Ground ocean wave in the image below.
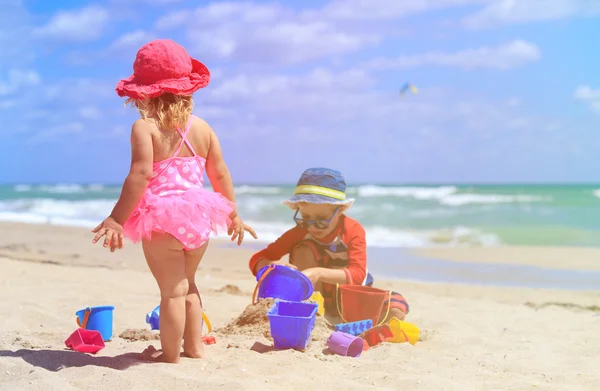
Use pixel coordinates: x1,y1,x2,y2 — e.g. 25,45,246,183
348,185,549,206
0,198,501,248
593,189,600,199
12,184,110,194
234,185,282,195
440,194,549,206
351,185,457,200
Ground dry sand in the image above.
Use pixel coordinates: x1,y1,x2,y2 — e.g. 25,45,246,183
0,222,598,391
415,246,600,271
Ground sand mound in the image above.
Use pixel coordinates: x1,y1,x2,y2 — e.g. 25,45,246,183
217,299,334,341
119,329,160,342
215,284,245,295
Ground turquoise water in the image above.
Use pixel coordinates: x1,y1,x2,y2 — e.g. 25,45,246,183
1,183,600,248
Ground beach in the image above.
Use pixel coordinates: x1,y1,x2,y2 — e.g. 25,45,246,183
0,221,598,391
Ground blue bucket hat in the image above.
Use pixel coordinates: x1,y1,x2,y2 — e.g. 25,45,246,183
283,167,354,210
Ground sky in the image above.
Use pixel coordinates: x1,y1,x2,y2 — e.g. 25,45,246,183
0,0,599,185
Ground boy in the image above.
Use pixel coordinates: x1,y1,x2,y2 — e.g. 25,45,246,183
248,167,409,322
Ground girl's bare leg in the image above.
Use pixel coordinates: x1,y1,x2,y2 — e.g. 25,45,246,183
182,240,209,358
141,233,188,363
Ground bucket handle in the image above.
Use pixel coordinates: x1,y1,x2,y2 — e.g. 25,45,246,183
202,312,212,333
76,307,92,329
335,284,392,327
251,264,276,304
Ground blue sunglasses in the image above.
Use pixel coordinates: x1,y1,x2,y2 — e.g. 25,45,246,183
293,207,340,230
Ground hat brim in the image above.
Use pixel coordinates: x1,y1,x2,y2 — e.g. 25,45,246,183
282,193,354,210
116,58,210,100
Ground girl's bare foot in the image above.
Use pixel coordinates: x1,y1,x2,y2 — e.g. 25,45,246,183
182,341,206,359
140,345,180,363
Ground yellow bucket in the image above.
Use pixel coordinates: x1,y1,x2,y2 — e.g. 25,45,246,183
387,317,419,345
309,292,325,316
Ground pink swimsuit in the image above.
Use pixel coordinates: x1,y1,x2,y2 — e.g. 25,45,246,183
123,118,234,250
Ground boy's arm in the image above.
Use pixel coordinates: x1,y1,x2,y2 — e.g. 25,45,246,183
340,222,367,285
249,226,305,275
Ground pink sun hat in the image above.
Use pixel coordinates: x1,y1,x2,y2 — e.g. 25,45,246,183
115,39,210,100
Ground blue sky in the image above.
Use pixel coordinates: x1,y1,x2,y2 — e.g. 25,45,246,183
1,0,599,185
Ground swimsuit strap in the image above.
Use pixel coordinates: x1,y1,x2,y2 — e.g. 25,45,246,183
173,116,197,157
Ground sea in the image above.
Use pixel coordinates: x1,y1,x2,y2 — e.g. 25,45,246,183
2,183,600,248
2,183,600,290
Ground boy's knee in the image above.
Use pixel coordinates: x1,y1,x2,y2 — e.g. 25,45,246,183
162,279,190,299
290,242,319,269
388,308,406,321
292,244,314,260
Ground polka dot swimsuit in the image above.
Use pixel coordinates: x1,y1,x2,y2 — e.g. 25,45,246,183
123,117,235,250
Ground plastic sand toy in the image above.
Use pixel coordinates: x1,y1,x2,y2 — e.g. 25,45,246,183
267,300,318,351
387,317,420,345
253,265,314,303
75,306,115,341
334,319,373,336
327,331,363,358
65,328,105,354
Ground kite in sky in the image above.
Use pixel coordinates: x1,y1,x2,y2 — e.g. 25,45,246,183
400,83,418,96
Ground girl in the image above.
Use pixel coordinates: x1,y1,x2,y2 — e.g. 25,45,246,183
91,39,257,363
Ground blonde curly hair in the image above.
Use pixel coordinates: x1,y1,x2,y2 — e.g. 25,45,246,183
125,93,194,131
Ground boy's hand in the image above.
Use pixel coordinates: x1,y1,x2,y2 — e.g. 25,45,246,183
228,216,258,246
301,267,322,286
92,216,124,252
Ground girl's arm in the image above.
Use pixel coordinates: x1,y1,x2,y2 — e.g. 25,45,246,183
204,121,257,244
204,123,237,218
109,120,154,225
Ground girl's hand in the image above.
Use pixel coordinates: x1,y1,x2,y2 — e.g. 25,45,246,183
228,216,258,246
92,216,124,252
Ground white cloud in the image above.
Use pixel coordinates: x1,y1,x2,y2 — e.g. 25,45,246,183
462,0,600,29
156,2,380,64
0,1,34,71
78,106,102,120
0,100,17,110
0,69,40,96
119,0,183,4
32,6,109,42
200,66,546,144
506,97,521,107
108,30,156,51
303,0,488,21
31,122,85,143
65,30,156,66
366,40,541,71
574,85,600,113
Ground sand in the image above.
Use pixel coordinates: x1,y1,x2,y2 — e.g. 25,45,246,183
415,246,600,271
0,221,599,391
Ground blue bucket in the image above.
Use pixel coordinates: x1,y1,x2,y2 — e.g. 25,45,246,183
267,300,318,351
76,306,115,341
146,305,160,330
256,265,314,302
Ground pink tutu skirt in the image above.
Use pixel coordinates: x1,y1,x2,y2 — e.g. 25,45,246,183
123,187,235,247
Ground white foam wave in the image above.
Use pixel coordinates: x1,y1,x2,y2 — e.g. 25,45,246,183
440,194,548,206
353,185,457,200
0,198,501,248
593,189,600,199
234,185,282,195
350,185,548,206
12,184,110,194
14,185,32,192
